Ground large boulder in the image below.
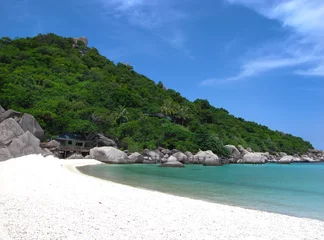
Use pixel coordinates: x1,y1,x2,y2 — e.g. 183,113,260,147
128,152,144,163
90,147,129,163
184,151,194,163
0,105,5,114
94,133,117,147
0,148,11,161
8,131,43,158
279,152,287,158
172,152,187,163
194,150,219,165
224,145,241,160
0,110,21,123
42,140,60,150
160,156,184,168
278,155,294,164
0,118,24,146
19,113,44,140
239,153,266,164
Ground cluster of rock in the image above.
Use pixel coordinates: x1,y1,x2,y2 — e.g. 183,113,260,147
0,106,52,161
224,145,324,164
88,146,223,168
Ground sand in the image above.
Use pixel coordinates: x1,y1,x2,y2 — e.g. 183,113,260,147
0,155,324,240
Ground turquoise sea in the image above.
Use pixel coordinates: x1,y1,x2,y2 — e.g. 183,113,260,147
78,163,324,221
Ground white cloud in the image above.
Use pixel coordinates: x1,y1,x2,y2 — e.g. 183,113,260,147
98,0,190,54
208,0,324,84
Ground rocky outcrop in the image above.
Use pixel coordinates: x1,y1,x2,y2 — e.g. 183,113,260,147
160,156,184,168
225,145,241,160
8,131,43,158
278,155,294,164
0,109,21,123
0,105,4,114
0,118,25,146
73,37,88,47
0,148,11,161
143,150,161,162
194,150,219,165
172,152,187,163
239,153,266,164
19,113,44,140
87,133,117,147
128,152,144,163
90,147,129,163
184,151,194,163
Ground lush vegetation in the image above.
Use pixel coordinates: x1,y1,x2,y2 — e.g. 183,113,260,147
0,34,313,155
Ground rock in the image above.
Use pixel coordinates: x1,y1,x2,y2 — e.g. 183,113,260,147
42,148,54,157
246,147,253,152
0,147,11,161
237,145,245,153
184,151,194,163
143,156,155,164
278,155,294,164
0,109,21,123
67,153,84,159
90,147,129,164
0,105,5,114
0,118,24,146
160,156,184,168
19,113,44,140
42,140,60,150
171,149,179,154
88,133,117,147
279,152,287,158
161,157,168,163
225,145,241,161
144,150,161,162
240,153,266,164
161,149,172,155
301,155,316,162
194,150,219,165
128,152,144,163
172,152,187,163
73,37,88,47
8,131,43,158
85,155,92,159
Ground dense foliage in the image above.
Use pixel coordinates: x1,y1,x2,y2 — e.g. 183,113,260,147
0,34,313,155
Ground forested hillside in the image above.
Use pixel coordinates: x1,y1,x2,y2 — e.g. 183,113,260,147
0,34,313,155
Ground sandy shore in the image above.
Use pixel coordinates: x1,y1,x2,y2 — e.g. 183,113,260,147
1,155,324,240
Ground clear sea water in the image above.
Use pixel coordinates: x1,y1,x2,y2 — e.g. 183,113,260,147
78,163,324,221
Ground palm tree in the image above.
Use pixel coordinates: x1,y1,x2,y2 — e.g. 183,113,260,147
178,106,190,125
112,106,129,125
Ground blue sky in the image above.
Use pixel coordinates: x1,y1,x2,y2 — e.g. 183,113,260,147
1,0,323,149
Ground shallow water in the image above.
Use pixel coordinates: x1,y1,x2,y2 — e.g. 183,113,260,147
78,162,324,221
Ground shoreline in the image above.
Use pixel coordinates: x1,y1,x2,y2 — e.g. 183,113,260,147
1,155,324,240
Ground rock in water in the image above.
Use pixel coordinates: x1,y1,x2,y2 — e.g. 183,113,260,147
172,152,188,163
0,118,24,146
240,153,266,164
19,113,44,140
160,156,184,168
278,155,294,164
90,147,129,163
0,148,11,161
0,110,21,124
128,152,144,163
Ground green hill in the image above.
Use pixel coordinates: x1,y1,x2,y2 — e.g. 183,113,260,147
0,34,313,155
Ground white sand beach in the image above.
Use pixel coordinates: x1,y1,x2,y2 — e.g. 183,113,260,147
0,155,324,240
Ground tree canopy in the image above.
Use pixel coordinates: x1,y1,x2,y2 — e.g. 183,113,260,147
0,34,313,155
